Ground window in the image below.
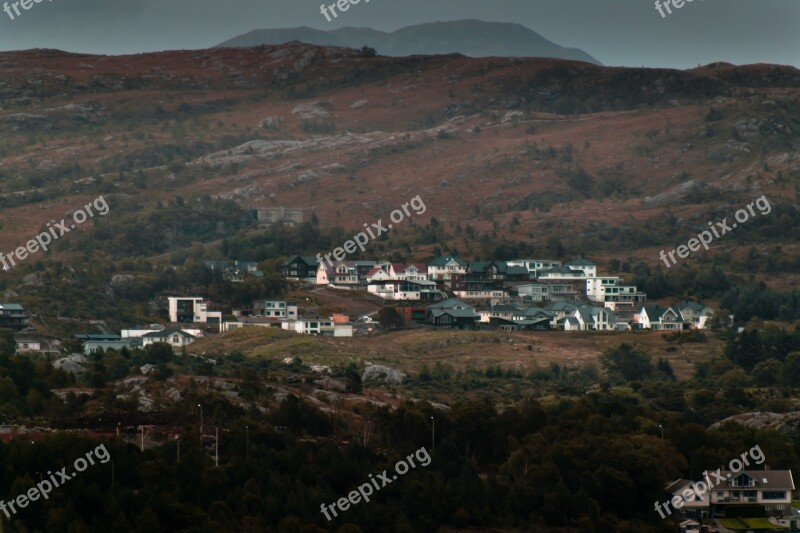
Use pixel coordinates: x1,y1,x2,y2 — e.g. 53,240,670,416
763,491,787,500
776,504,784,510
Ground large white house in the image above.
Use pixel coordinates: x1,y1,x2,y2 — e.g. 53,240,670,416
141,328,196,349
167,297,222,329
666,469,795,519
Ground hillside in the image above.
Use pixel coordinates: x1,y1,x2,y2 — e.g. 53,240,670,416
215,19,602,65
0,43,799,326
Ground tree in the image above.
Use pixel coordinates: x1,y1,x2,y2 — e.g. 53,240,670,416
359,45,377,58
600,344,653,381
377,307,404,330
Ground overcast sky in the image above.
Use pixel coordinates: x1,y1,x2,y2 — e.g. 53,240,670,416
0,0,796,69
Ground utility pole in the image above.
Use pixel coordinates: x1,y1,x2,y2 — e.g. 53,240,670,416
140,426,144,452
176,435,180,463
215,427,219,467
245,425,249,460
431,416,435,454
198,403,203,444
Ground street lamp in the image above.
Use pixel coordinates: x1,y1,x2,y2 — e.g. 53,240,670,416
245,425,249,460
140,425,144,452
658,424,664,440
176,434,180,463
430,416,435,454
197,403,203,443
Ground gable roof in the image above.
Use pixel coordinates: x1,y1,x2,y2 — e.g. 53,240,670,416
142,328,195,339
566,258,596,267
716,469,795,489
281,255,319,267
431,309,477,319
428,298,472,311
428,256,468,267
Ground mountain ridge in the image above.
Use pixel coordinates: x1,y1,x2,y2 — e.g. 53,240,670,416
215,19,602,65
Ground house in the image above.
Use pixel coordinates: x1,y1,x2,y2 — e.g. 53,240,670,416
666,469,795,519
281,318,352,337
478,304,522,323
506,259,561,278
205,260,263,282
636,306,682,330
565,258,597,278
253,300,298,319
280,255,319,282
0,303,29,331
674,301,714,329
586,277,647,322
167,297,223,330
317,261,381,289
537,265,589,281
255,206,304,227
82,339,140,354
427,256,469,282
571,306,616,331
15,334,56,355
368,279,444,301
141,328,196,349
426,298,478,329
515,282,578,302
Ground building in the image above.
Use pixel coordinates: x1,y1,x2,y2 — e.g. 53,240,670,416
0,303,29,331
565,258,597,278
427,256,469,282
636,306,682,330
280,255,319,282
586,276,647,322
255,206,304,227
425,298,478,329
506,259,561,278
368,279,444,301
515,282,578,302
167,297,222,328
281,318,353,336
317,261,381,289
674,301,714,329
253,300,298,319
205,260,263,282
141,328,196,349
665,468,795,519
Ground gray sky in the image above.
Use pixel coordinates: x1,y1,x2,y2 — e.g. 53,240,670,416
0,0,797,69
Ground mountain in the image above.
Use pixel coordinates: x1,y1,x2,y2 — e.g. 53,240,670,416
215,19,601,65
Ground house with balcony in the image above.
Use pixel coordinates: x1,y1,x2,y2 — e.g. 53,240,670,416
167,297,223,331
368,279,444,301
674,301,714,329
565,258,597,278
427,256,469,282
635,306,682,330
253,300,298,319
665,468,795,519
506,259,561,278
515,282,578,302
425,298,478,329
0,303,30,331
586,277,647,322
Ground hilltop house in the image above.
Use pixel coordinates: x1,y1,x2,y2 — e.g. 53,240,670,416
586,276,647,322
515,282,578,302
253,300,298,319
506,259,561,278
0,303,29,331
317,260,382,289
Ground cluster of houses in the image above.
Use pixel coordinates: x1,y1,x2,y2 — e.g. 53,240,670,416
280,255,714,332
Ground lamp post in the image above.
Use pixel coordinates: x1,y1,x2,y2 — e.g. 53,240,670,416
430,416,435,454
215,427,219,467
176,434,180,463
140,425,144,452
245,425,249,460
658,424,664,441
197,403,203,443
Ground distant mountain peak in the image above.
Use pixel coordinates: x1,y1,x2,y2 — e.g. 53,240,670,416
216,19,601,65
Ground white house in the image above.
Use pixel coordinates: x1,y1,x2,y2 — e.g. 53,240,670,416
427,256,469,281
141,328,196,349
167,297,222,329
253,300,298,319
281,318,353,337
674,301,714,329
565,258,597,278
636,306,682,330
368,279,444,301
